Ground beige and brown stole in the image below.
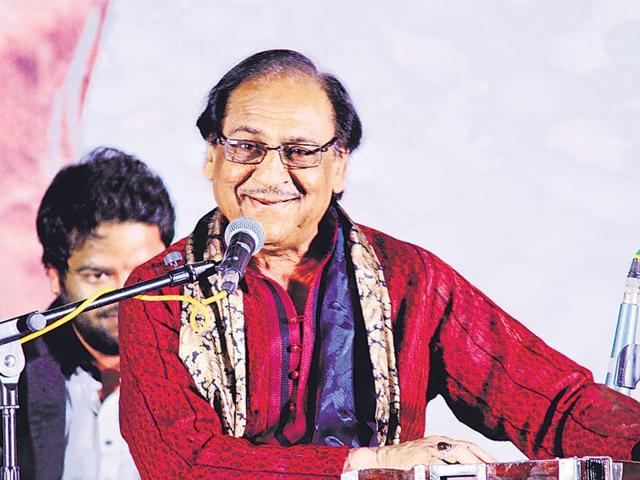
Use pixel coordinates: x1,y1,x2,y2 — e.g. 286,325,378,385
178,207,401,445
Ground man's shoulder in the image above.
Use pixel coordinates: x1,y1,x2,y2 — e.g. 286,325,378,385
24,322,86,378
355,223,457,280
357,223,429,262
128,236,189,282
23,335,53,362
24,305,73,366
23,338,64,374
21,336,67,404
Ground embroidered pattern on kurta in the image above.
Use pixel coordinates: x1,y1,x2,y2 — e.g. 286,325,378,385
177,207,401,444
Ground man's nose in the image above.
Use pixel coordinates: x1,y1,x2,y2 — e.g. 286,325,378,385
251,149,291,185
114,269,134,290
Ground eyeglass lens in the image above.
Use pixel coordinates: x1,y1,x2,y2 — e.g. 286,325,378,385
224,141,324,167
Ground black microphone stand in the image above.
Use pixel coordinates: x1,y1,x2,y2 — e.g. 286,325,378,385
0,258,216,480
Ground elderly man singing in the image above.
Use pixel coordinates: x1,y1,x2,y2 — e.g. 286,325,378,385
119,49,640,479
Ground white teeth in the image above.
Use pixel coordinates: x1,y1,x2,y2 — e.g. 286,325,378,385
249,197,297,205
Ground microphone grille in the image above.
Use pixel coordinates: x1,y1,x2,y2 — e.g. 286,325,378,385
224,217,266,253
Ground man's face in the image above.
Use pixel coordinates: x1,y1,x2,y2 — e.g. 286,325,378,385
46,221,165,356
203,74,348,252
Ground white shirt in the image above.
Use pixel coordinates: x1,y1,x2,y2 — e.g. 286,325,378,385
62,367,140,480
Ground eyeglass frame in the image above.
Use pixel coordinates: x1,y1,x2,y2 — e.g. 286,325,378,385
212,134,339,169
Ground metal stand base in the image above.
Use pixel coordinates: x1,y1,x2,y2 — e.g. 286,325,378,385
0,327,26,480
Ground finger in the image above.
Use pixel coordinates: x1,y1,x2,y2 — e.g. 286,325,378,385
422,437,496,464
439,439,496,464
444,444,487,465
394,455,446,470
464,442,497,463
426,434,454,445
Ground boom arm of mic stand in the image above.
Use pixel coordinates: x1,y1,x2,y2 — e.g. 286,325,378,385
0,259,216,479
0,260,217,346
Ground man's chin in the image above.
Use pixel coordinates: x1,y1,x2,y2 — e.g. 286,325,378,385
73,321,119,356
260,224,306,252
241,213,300,242
82,336,119,356
85,336,119,356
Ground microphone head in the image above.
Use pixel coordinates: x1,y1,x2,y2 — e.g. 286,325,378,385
224,217,266,254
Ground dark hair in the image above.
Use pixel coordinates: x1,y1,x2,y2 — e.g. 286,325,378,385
36,147,176,274
196,49,362,153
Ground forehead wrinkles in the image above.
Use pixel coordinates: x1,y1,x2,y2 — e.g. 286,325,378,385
223,75,335,140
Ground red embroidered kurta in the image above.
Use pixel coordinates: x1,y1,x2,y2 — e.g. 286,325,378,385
119,225,640,479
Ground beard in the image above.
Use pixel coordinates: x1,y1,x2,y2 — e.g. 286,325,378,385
60,291,120,355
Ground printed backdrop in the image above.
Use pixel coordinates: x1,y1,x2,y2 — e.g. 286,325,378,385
1,0,639,460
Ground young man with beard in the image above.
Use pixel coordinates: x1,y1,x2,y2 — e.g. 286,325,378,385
18,147,175,480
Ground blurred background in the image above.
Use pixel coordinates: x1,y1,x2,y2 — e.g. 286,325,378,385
1,0,639,461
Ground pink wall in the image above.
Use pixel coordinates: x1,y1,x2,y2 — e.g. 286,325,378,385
0,0,109,318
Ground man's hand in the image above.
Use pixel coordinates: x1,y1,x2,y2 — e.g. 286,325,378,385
344,435,497,472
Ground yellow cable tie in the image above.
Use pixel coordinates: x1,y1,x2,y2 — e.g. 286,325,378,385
136,294,211,332
190,291,228,332
20,287,116,344
138,292,228,333
20,289,230,344
203,291,228,305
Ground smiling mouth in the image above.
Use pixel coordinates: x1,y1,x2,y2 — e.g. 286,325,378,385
245,196,299,206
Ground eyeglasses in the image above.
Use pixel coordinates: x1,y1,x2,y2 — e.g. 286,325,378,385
214,134,338,169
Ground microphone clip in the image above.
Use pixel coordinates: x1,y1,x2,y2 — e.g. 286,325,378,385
615,344,640,390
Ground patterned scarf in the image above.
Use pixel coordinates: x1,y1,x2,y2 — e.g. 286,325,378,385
178,206,401,445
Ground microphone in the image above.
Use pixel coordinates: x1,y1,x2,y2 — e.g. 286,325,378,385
220,217,265,293
605,250,640,394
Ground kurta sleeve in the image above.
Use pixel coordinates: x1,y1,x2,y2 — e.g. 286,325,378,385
422,250,640,460
118,259,349,480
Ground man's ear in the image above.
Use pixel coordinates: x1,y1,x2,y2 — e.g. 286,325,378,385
203,143,217,181
332,150,349,195
45,266,62,297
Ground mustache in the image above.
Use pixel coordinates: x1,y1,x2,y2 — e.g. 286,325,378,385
96,305,119,319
